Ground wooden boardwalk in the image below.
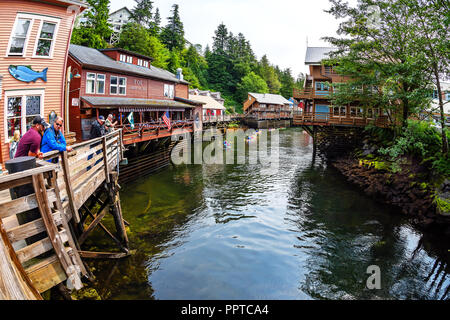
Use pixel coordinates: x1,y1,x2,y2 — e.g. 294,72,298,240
0,130,125,299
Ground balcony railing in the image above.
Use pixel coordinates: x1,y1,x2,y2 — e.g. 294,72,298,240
117,119,194,144
293,88,332,99
293,111,389,127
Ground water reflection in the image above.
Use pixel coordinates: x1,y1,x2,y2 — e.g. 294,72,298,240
86,128,449,300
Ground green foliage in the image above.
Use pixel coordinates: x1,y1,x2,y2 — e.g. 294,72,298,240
160,4,185,51
117,23,169,68
236,72,269,103
324,0,434,128
378,120,450,174
71,0,112,49
130,0,160,36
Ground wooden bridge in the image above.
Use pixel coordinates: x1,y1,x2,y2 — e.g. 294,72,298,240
0,130,128,300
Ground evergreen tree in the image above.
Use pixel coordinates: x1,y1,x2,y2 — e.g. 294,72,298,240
160,4,185,51
153,8,161,35
131,0,153,28
71,0,112,49
279,68,295,99
212,23,229,54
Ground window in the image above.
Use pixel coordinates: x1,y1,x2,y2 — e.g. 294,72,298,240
96,74,105,94
143,61,149,68
34,22,57,57
118,77,126,95
324,65,335,74
315,82,329,92
5,90,43,142
126,56,132,63
367,108,378,119
120,54,126,62
333,106,346,117
432,90,438,99
137,59,143,66
8,18,32,55
110,76,118,94
350,107,363,118
446,92,450,101
86,73,96,94
164,84,174,98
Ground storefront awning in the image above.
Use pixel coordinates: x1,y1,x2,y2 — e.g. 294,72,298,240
80,96,194,111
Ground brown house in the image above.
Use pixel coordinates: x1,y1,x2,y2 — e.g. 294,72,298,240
243,92,292,120
67,45,203,144
293,47,389,126
0,0,87,163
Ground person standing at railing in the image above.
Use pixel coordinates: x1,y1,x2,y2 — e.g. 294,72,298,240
41,117,73,162
14,116,48,159
105,114,117,133
90,115,106,139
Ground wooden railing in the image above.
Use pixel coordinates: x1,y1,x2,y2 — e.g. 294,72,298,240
117,120,194,144
293,111,390,127
0,130,124,298
293,88,332,99
202,114,232,123
42,130,123,219
245,112,293,120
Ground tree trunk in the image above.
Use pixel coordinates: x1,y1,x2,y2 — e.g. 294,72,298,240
433,68,448,156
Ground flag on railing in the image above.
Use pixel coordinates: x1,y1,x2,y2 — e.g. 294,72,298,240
162,110,171,130
127,112,134,129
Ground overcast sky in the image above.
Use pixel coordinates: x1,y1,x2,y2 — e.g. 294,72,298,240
109,0,346,77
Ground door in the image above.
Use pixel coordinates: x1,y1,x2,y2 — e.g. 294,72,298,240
315,105,329,121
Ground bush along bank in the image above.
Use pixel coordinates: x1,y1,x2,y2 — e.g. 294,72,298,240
331,120,450,234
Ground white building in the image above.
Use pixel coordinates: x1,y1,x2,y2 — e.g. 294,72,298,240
108,7,132,44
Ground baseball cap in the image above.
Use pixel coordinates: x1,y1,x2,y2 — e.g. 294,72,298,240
98,115,105,121
33,115,49,128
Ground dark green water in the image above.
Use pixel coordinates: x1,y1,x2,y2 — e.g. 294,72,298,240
87,128,449,300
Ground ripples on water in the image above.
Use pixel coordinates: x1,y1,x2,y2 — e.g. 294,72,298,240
87,128,450,300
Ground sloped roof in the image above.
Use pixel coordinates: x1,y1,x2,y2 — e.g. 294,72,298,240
80,96,194,109
69,44,188,84
58,0,88,7
109,6,131,16
248,93,291,105
188,94,226,110
305,47,337,65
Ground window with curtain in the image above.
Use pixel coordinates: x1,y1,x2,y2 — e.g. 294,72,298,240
35,22,56,57
6,94,42,141
86,73,96,94
96,74,105,94
9,18,31,55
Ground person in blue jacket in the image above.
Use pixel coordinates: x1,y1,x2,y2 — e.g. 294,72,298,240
41,116,73,159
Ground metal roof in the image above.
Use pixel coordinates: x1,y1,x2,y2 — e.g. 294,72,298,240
80,96,194,109
100,48,154,62
188,94,226,110
305,47,337,65
69,44,189,84
248,93,291,105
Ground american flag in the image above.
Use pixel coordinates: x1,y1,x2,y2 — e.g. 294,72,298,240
162,110,171,130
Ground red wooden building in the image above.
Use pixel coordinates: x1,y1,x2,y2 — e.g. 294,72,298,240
0,0,87,163
67,45,203,145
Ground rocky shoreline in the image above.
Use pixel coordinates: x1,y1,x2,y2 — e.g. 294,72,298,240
332,157,450,235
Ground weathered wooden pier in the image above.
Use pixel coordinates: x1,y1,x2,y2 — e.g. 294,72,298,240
0,130,128,300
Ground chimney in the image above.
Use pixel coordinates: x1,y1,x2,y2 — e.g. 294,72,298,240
176,68,183,81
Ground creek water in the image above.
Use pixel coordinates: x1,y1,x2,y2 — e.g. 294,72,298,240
86,128,449,300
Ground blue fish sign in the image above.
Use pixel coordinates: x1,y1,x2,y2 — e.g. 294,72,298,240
8,65,48,83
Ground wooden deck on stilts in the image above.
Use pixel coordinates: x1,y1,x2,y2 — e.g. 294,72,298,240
0,130,128,299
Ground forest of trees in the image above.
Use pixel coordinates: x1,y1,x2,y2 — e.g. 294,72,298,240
71,0,305,113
